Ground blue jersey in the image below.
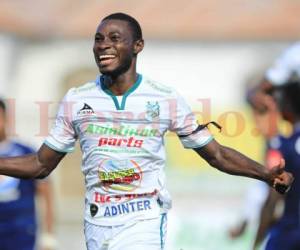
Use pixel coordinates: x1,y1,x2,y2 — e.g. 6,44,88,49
266,128,300,250
0,141,36,225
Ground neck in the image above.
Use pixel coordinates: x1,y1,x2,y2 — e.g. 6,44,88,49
103,64,138,96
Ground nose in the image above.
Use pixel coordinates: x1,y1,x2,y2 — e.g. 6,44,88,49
94,38,112,51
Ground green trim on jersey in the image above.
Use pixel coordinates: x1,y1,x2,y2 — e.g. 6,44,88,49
100,74,142,110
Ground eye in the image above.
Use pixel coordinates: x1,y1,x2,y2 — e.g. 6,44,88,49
94,34,104,42
110,34,121,42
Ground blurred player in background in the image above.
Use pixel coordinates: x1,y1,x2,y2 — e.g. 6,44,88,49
0,99,56,250
229,75,283,248
249,42,300,112
241,42,300,249
246,42,300,249
253,80,300,250
0,13,293,250
229,91,281,240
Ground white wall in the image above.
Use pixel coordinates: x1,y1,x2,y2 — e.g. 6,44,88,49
0,35,18,94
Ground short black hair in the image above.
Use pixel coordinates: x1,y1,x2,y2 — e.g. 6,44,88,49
0,99,6,113
102,13,143,41
275,80,300,116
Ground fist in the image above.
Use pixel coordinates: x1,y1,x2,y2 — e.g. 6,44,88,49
269,158,294,194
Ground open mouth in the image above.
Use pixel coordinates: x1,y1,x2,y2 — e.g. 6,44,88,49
98,55,117,66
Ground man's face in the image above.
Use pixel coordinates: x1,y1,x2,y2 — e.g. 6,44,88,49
93,19,142,76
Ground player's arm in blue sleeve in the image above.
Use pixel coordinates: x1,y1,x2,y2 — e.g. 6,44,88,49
0,143,66,179
193,139,293,194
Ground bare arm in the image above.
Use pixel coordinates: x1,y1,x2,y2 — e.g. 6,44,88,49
0,144,66,179
253,188,282,250
36,179,58,249
36,180,54,233
194,139,293,193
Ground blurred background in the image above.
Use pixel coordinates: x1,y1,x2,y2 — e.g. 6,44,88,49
0,0,299,249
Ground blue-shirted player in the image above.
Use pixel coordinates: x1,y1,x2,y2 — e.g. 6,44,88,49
253,80,300,250
0,99,55,250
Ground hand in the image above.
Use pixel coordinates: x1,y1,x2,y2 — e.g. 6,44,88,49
268,158,294,194
228,220,247,239
40,233,58,250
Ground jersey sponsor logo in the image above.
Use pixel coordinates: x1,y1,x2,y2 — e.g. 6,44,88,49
98,159,142,192
86,124,159,137
77,103,94,116
94,147,148,155
99,168,141,185
146,101,160,120
102,199,152,217
93,189,158,203
98,136,143,148
90,203,98,217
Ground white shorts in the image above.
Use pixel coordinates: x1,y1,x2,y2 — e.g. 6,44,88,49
84,213,167,250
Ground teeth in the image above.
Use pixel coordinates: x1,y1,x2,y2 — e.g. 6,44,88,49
99,55,116,60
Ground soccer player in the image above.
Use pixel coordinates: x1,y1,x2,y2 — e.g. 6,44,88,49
229,102,280,240
229,82,282,243
0,13,293,250
0,99,55,250
253,80,300,250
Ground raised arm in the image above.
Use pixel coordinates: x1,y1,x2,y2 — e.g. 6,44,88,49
0,143,66,179
194,139,293,194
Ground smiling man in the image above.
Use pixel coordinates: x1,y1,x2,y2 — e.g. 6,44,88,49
0,13,294,250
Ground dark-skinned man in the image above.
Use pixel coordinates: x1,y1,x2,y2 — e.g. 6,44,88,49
0,13,293,250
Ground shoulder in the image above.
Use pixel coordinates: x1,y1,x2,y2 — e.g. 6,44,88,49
268,136,285,150
64,80,98,100
141,76,191,110
291,130,300,154
142,75,176,97
270,131,300,154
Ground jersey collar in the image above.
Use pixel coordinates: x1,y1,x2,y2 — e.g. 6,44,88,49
97,74,142,110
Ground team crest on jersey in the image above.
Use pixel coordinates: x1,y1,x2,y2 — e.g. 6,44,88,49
77,103,94,116
145,101,160,120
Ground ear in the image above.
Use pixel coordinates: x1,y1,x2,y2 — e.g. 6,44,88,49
133,39,144,55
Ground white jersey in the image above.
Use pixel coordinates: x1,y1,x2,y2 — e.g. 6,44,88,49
266,42,300,86
45,74,213,225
